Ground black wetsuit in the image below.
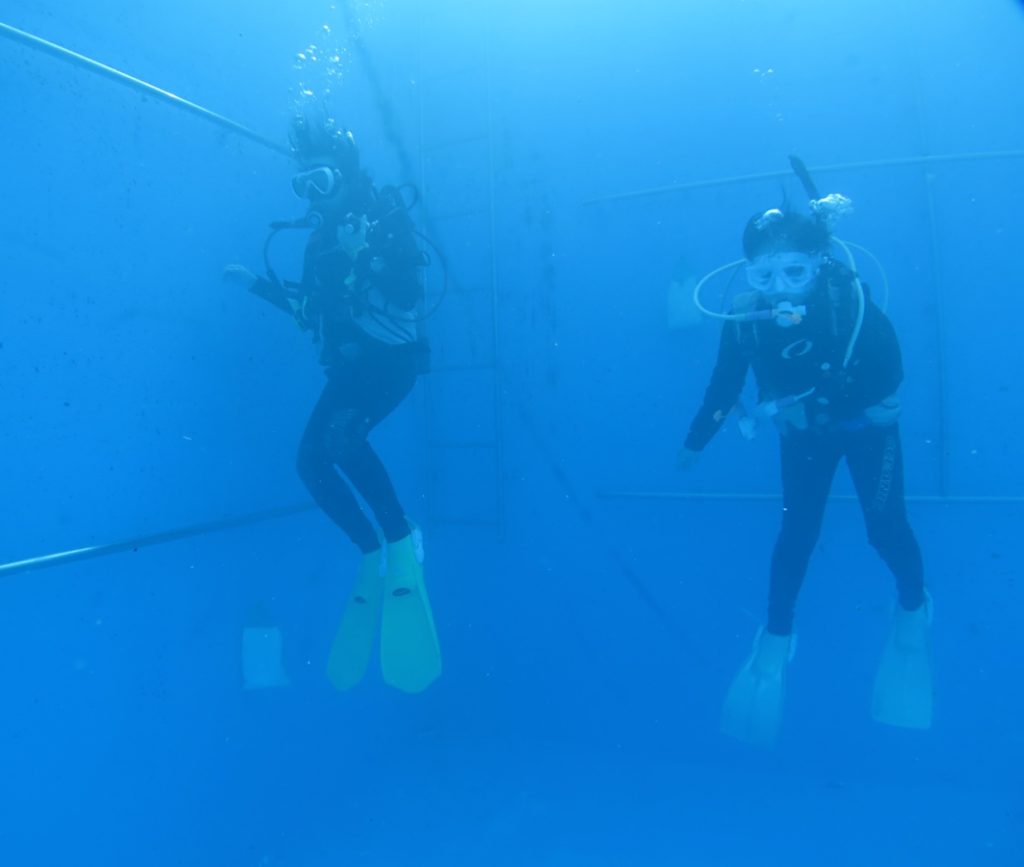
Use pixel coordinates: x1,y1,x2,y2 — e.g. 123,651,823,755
251,185,425,554
684,263,926,635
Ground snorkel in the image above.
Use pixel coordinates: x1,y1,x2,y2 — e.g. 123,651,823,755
794,157,864,369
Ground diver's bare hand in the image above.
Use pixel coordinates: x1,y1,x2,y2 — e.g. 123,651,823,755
223,264,257,289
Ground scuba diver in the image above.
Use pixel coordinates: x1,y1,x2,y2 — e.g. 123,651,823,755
224,112,441,694
678,161,932,745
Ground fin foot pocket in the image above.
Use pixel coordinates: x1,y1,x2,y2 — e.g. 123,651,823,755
872,593,933,729
721,629,793,747
327,549,385,691
380,524,442,693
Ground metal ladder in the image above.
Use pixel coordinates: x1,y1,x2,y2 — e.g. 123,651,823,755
415,26,505,538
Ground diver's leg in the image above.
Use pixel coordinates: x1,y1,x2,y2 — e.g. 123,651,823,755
845,424,925,610
721,431,842,745
846,424,932,728
331,347,418,543
333,438,410,543
331,348,439,692
296,379,380,553
766,431,844,635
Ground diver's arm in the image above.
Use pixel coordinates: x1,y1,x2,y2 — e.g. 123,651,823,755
356,191,424,312
366,252,422,311
861,304,904,403
247,232,327,319
224,263,293,315
248,275,295,314
834,301,904,414
683,322,750,451
375,219,424,312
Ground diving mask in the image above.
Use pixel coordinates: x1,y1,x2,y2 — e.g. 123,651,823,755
745,252,820,296
291,165,341,199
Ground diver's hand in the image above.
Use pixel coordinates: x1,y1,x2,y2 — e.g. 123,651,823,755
677,446,700,470
337,215,370,256
864,394,901,427
223,264,258,290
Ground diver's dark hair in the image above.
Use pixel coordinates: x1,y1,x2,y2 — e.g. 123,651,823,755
288,107,360,176
742,210,830,260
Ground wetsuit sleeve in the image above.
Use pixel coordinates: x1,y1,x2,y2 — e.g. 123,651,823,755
830,301,904,414
249,234,323,318
354,240,422,311
357,191,424,312
248,276,293,314
684,322,750,451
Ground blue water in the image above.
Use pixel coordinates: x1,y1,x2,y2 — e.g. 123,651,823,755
1,1,1022,864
